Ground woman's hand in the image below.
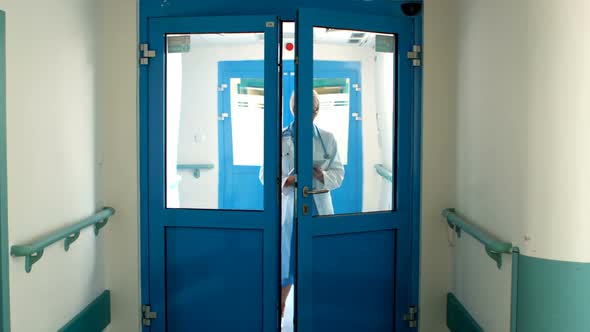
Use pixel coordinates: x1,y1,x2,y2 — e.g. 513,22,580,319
313,165,325,183
284,175,296,188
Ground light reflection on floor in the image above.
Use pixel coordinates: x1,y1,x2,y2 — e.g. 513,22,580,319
283,286,294,332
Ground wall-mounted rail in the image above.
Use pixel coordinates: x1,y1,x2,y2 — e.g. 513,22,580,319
10,207,115,273
442,208,513,269
374,164,393,183
177,164,214,179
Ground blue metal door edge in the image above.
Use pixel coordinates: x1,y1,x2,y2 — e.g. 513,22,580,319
446,293,484,332
410,15,423,321
58,290,111,332
0,10,10,332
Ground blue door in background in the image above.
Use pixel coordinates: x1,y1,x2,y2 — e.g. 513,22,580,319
218,61,266,210
220,60,363,214
146,16,280,332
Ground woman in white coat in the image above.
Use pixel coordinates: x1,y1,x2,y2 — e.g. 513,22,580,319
261,91,344,319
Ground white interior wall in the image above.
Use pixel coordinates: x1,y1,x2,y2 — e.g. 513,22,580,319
0,0,105,331
420,1,456,331
177,42,264,208
453,1,590,331
100,0,140,331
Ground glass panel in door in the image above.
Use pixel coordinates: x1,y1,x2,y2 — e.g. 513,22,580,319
166,32,266,211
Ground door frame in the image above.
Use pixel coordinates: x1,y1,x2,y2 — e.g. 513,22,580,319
139,5,423,331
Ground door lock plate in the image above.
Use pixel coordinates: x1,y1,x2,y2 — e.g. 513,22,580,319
302,204,309,215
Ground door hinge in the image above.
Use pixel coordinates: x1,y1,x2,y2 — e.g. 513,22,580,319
407,45,422,67
140,44,156,65
403,306,418,328
142,305,158,326
218,112,229,121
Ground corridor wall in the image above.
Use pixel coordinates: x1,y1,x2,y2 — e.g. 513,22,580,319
0,1,105,331
100,0,141,331
452,0,590,331
420,1,456,330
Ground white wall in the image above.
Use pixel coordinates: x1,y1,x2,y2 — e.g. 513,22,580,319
1,1,104,331
420,1,456,331
452,0,590,331
100,0,141,331
177,42,265,208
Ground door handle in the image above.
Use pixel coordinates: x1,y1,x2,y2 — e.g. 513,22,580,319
302,186,329,198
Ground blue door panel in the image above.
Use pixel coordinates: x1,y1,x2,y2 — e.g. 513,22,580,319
147,15,280,332
296,9,414,332
312,231,396,331
166,227,263,331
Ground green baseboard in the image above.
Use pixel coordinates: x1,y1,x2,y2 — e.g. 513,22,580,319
59,290,111,332
447,293,484,332
517,255,590,332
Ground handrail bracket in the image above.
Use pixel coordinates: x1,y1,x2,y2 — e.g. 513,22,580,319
485,247,503,269
25,250,44,273
64,232,80,251
94,218,110,236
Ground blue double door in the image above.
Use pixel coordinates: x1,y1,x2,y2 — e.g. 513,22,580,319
218,60,363,214
145,11,417,332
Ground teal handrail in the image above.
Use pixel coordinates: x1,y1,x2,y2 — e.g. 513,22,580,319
10,207,115,273
177,164,214,178
442,208,513,269
374,164,393,182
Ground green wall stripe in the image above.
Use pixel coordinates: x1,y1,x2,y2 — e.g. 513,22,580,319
58,290,111,332
510,249,519,332
517,255,590,332
447,293,483,332
0,10,9,332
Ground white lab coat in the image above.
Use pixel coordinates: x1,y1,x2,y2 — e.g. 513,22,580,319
260,125,344,285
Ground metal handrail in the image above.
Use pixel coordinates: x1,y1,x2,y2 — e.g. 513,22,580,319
10,207,115,273
177,163,214,178
442,208,513,269
374,164,393,182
